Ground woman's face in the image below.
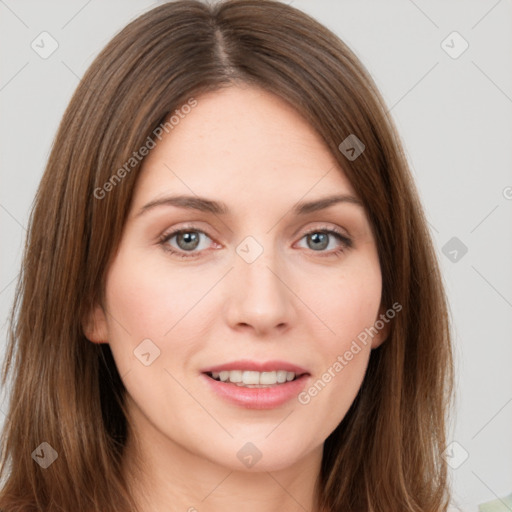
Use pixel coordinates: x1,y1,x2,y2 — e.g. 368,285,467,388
86,85,389,472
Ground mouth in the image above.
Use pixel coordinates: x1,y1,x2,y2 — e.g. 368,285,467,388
200,361,311,409
204,369,307,388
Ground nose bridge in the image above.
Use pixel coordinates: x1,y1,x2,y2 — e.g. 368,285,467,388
225,232,295,333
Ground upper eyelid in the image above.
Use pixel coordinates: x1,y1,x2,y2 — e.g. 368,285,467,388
159,222,350,238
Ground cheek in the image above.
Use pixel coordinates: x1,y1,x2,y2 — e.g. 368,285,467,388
106,240,217,327
303,255,382,343
102,248,214,375
295,258,381,424
101,251,214,429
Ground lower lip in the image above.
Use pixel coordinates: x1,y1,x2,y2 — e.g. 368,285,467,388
201,373,310,409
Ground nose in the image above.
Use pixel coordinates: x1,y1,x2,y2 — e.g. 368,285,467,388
223,242,297,336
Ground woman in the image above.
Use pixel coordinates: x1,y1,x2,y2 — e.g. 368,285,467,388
0,1,454,511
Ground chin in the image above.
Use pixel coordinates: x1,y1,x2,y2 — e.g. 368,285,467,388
199,437,313,473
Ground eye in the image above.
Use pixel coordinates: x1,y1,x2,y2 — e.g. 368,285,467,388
158,224,353,259
159,226,216,259
296,227,353,257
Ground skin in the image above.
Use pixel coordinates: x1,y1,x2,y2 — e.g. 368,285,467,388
84,84,389,512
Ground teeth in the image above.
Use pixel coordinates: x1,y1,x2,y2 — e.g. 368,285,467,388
228,370,242,383
276,370,287,383
209,370,298,385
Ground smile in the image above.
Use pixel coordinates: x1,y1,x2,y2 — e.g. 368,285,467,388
206,370,301,387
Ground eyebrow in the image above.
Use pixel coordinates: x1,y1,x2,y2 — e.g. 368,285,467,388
137,193,363,217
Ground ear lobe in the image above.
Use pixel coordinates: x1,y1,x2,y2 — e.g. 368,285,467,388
82,304,109,344
371,304,391,349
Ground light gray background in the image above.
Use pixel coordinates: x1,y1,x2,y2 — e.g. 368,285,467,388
1,1,511,511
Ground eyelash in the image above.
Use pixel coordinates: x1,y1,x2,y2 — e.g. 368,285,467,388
158,224,353,260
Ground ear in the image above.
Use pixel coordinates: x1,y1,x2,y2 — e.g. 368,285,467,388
82,304,109,344
371,304,391,349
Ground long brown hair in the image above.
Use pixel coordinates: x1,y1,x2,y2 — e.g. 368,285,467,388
0,1,455,510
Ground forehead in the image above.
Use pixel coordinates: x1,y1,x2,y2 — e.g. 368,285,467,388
134,85,359,207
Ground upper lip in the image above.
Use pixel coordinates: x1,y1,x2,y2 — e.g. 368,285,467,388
201,359,310,375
